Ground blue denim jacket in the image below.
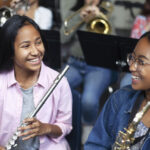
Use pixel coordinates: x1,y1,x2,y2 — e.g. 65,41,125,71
84,85,150,150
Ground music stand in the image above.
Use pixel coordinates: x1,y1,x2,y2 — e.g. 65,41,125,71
42,30,61,69
77,31,138,72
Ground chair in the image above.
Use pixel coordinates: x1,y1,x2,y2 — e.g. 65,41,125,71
41,29,61,70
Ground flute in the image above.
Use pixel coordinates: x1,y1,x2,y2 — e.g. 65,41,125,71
5,65,70,150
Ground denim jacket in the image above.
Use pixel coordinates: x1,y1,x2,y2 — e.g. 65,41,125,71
84,85,150,150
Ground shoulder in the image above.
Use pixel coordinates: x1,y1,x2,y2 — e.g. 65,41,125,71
109,85,141,111
0,71,9,90
134,15,147,22
112,85,139,102
42,64,69,87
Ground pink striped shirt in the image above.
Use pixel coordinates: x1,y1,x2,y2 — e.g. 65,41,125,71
0,62,72,150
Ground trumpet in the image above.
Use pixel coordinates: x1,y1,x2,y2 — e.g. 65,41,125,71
64,1,113,35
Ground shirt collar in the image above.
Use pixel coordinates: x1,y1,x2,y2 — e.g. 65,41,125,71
7,62,48,88
7,69,17,87
125,90,144,114
36,62,48,88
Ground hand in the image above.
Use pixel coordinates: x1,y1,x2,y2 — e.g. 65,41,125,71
10,0,26,15
0,146,5,150
18,118,51,140
10,0,21,9
80,5,100,22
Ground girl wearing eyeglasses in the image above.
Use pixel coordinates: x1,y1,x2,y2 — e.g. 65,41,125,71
84,31,150,150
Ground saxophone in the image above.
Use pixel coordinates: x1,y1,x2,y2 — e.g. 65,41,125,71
112,101,150,150
5,65,70,150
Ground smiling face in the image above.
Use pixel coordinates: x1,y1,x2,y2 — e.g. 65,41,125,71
14,24,45,74
129,37,150,91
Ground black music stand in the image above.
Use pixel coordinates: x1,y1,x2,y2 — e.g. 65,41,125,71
77,31,138,72
42,30,61,70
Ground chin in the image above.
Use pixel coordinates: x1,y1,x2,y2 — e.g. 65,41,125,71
27,64,41,72
131,84,147,91
131,84,141,90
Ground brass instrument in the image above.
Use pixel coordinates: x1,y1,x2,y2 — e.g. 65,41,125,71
0,0,29,27
64,1,113,35
5,65,70,150
0,6,13,27
112,101,150,150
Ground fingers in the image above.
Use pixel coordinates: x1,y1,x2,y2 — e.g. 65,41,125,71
0,146,5,150
10,0,21,8
80,5,100,22
18,118,41,140
20,128,38,140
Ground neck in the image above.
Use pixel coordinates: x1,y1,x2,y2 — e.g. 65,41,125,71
15,69,40,89
145,90,150,101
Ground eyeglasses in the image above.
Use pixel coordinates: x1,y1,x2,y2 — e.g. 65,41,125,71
127,53,150,70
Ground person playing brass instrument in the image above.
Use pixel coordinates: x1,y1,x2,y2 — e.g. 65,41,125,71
84,31,150,150
0,15,72,150
9,0,53,30
60,0,118,145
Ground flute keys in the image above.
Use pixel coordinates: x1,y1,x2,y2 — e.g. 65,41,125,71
5,144,11,150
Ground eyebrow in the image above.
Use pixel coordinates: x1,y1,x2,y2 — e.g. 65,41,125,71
18,37,41,46
133,52,149,60
18,41,29,46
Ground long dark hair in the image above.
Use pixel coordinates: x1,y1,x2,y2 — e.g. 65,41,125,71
141,0,150,16
0,15,48,72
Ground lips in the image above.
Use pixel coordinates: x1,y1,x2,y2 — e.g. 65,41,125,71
28,57,41,65
131,74,141,84
29,58,40,62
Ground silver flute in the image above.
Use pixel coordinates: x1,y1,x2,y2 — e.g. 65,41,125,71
5,65,70,150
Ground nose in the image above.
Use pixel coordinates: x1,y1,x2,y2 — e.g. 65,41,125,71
30,44,38,55
129,61,138,72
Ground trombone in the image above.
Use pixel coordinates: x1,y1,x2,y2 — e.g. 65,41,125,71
64,1,113,36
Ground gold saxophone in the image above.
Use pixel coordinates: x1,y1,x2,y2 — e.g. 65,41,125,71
112,101,150,150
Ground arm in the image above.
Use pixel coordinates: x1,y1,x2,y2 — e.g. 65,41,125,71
0,146,5,150
50,77,73,142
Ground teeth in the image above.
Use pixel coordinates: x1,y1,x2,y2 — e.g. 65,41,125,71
132,75,140,79
29,58,39,62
